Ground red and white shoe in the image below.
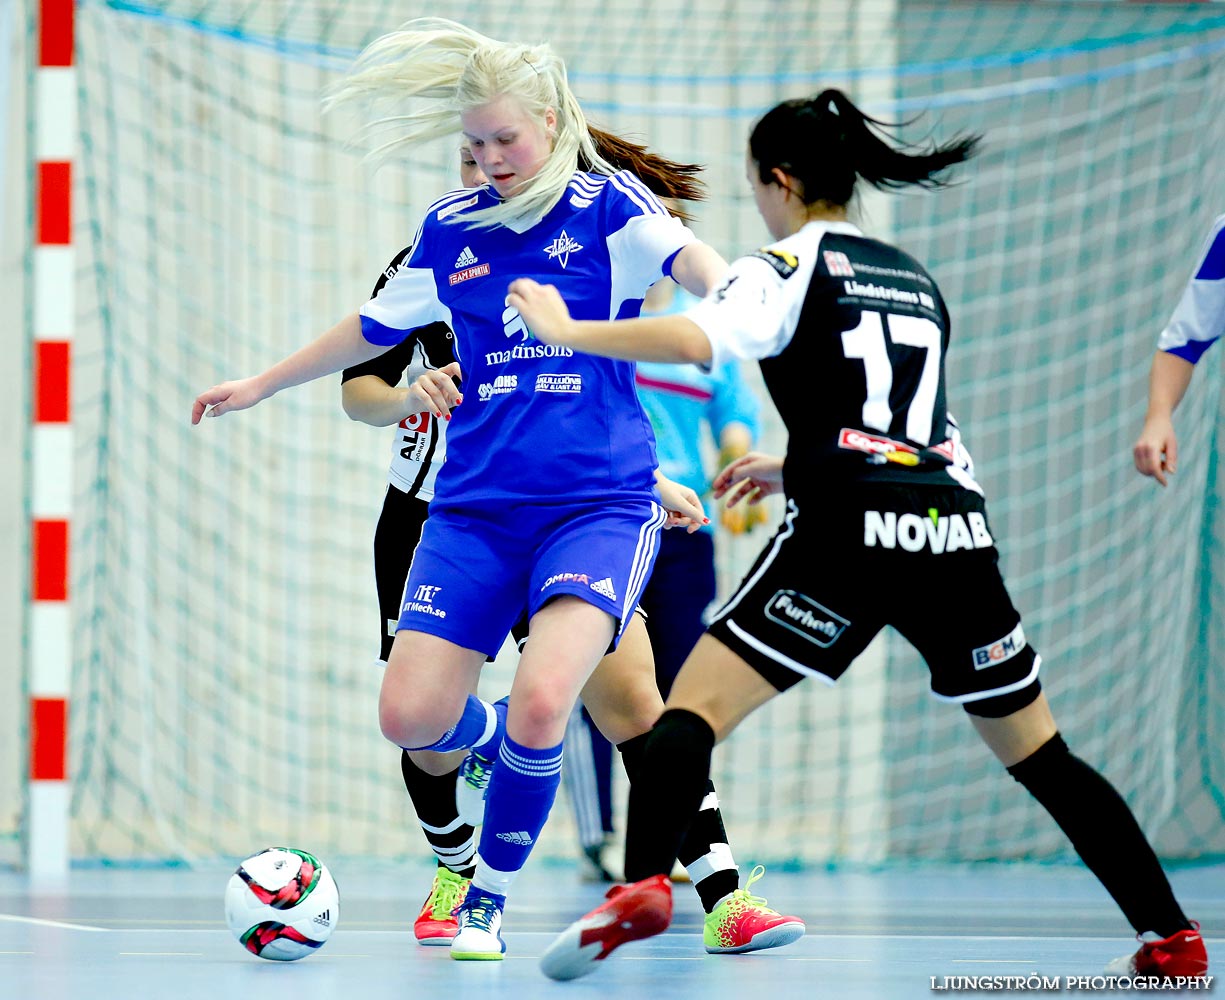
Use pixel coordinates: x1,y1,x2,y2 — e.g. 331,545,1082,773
1105,923,1208,979
413,867,470,946
540,874,673,981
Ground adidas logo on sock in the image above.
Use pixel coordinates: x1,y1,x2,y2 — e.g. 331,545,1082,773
495,830,533,846
313,909,331,926
590,577,618,601
454,246,478,269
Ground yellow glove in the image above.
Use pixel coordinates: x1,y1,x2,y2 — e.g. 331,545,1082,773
719,491,770,534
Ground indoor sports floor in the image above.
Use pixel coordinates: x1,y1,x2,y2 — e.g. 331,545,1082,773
3,860,1222,999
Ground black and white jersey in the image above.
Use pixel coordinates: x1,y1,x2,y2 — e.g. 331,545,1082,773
341,246,458,501
686,220,975,495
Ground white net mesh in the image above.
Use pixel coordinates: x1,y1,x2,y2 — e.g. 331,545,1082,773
56,0,1225,865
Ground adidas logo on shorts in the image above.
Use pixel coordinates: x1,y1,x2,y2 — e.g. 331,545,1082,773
495,830,533,846
454,246,478,269
590,577,618,601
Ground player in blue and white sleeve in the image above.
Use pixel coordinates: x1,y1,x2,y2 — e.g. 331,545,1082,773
1134,213,1225,486
343,150,799,954
191,17,798,963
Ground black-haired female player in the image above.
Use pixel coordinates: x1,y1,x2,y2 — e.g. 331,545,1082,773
510,88,1208,982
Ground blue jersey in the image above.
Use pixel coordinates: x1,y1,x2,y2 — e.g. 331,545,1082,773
359,171,696,506
1156,213,1225,365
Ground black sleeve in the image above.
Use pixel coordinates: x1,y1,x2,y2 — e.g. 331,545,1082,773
341,246,416,386
341,336,416,386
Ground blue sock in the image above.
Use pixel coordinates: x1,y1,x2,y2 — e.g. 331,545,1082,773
402,694,503,754
472,735,563,897
474,695,509,760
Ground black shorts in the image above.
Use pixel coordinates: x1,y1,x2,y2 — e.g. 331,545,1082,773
373,485,430,662
706,484,1040,712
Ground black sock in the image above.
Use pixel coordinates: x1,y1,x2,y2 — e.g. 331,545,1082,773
1007,734,1192,938
399,751,476,879
619,731,738,912
621,710,717,894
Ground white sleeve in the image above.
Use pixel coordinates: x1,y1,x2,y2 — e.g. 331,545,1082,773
682,253,803,368
605,173,697,315
359,247,450,346
1155,215,1225,365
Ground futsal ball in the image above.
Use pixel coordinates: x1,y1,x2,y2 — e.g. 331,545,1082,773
224,847,339,961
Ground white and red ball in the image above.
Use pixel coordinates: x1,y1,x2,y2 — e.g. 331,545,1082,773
224,847,339,961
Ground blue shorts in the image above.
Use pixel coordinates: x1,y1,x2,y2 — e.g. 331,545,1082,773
397,497,666,658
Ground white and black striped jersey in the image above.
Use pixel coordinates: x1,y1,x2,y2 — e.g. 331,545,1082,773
685,220,974,495
341,246,457,501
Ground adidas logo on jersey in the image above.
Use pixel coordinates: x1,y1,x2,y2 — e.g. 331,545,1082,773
454,246,478,269
495,830,533,846
590,577,618,601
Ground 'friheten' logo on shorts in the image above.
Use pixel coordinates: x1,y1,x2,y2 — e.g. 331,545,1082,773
764,590,848,648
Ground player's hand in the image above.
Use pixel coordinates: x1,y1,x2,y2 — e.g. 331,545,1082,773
1133,414,1177,487
407,362,464,420
506,279,575,346
713,451,785,508
655,474,710,534
192,376,271,424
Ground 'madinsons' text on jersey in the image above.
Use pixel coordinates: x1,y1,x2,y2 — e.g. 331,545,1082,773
684,220,966,492
357,172,696,505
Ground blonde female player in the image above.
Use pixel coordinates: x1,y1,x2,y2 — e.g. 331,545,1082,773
345,150,799,952
510,89,1208,982
193,18,801,961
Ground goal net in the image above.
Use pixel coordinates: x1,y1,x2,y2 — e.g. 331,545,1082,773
43,0,1225,865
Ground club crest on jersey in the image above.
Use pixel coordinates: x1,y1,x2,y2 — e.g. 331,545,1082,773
543,230,584,268
765,590,848,647
750,248,799,278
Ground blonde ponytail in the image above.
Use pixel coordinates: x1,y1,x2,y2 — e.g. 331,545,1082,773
327,17,615,230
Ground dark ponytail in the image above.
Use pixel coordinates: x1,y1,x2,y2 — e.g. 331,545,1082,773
749,88,980,206
583,125,705,221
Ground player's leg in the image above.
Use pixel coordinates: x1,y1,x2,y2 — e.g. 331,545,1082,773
639,527,716,699
379,507,517,755
971,693,1206,978
451,595,615,960
541,637,787,981
580,611,799,940
371,487,475,944
543,500,867,979
451,499,665,960
892,485,1205,979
